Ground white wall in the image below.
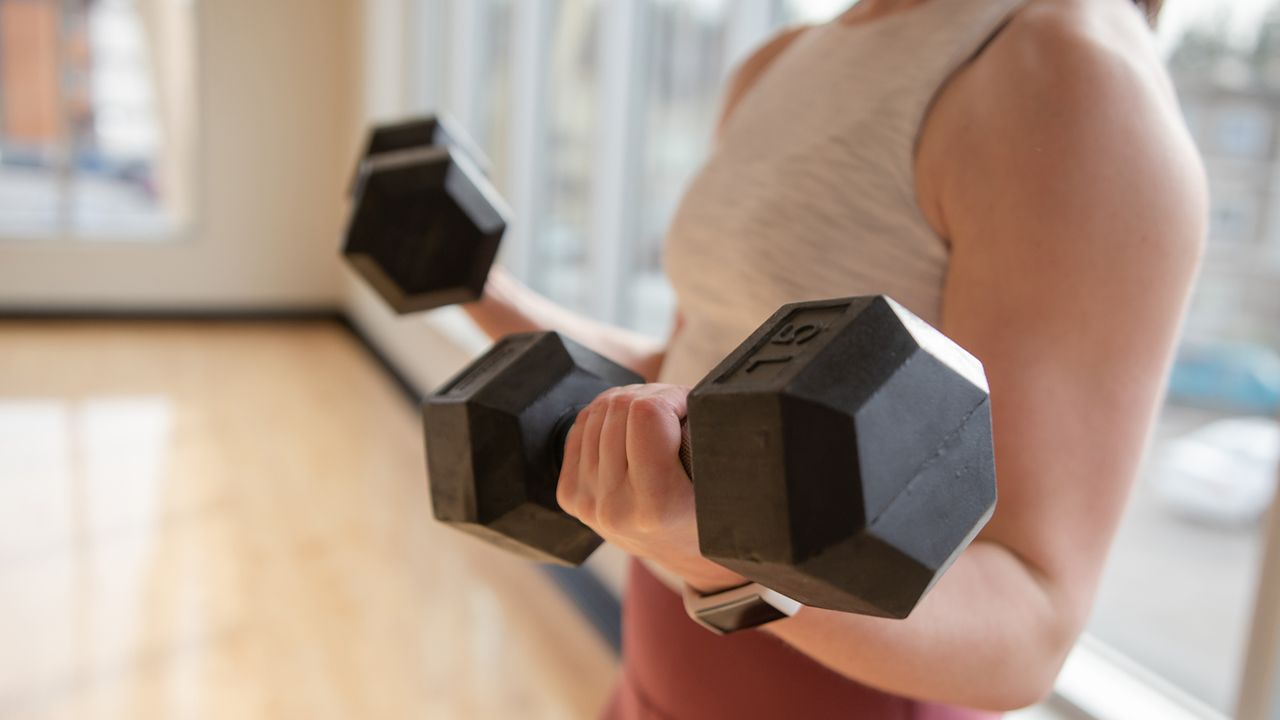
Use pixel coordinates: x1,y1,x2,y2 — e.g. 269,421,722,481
0,0,361,310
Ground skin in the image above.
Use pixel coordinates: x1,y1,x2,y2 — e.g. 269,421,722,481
464,0,1205,710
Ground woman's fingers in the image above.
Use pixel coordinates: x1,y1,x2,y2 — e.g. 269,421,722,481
556,406,588,515
559,384,695,536
597,390,633,491
625,385,690,477
577,395,608,484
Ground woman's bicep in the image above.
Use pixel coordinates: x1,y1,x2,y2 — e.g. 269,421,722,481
935,9,1206,628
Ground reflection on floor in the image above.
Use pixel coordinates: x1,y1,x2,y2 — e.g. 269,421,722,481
0,321,616,720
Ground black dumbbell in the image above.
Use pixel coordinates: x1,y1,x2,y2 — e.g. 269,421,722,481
424,296,996,618
343,115,507,313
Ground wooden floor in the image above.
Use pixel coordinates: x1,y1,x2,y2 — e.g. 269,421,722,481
0,320,617,720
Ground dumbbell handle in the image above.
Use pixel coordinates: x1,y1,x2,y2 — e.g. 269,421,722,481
677,419,693,478
552,409,693,479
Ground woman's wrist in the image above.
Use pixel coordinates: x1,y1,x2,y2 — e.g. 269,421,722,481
461,267,545,341
662,556,748,594
463,267,668,380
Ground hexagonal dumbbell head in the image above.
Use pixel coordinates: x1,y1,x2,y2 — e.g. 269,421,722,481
348,115,491,196
343,116,508,314
424,332,643,565
688,296,996,618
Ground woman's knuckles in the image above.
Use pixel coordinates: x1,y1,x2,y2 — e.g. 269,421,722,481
590,393,636,427
570,495,597,526
593,498,668,537
592,501,623,534
627,394,673,427
559,385,692,534
555,477,576,513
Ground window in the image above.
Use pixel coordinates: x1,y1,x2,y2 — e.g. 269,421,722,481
532,3,598,314
402,2,1280,716
1212,106,1273,158
1207,182,1260,245
782,0,853,23
626,0,733,337
0,0,195,240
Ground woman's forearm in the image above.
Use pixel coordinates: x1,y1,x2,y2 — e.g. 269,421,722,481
463,268,667,381
763,541,1074,711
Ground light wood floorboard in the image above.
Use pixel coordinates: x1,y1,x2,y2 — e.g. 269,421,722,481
0,321,617,720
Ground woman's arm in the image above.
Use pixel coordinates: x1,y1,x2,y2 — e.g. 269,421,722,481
766,1,1206,709
556,1,1206,711
464,269,669,380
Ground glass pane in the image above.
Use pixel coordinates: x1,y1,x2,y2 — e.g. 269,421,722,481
532,3,598,313
407,0,449,114
0,0,63,234
782,0,853,24
453,0,513,191
1085,5,1280,712
67,0,170,237
0,0,186,239
480,5,512,189
625,0,734,338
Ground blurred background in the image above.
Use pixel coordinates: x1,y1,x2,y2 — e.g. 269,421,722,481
0,0,1278,718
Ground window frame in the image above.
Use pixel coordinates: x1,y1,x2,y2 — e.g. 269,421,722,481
1047,634,1230,720
1238,490,1280,720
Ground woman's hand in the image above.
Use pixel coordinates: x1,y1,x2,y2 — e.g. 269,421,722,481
557,383,746,592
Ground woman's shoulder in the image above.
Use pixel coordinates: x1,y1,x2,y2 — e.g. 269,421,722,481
981,0,1197,185
993,0,1174,100
918,0,1204,245
959,0,1189,164
716,25,813,135
924,0,1183,143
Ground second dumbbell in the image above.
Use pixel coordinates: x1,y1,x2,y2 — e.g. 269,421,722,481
344,115,508,313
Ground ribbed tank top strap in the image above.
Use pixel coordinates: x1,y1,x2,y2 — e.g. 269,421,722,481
889,0,1033,142
816,0,1034,188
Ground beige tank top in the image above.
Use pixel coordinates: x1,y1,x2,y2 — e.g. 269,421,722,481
659,0,1030,386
